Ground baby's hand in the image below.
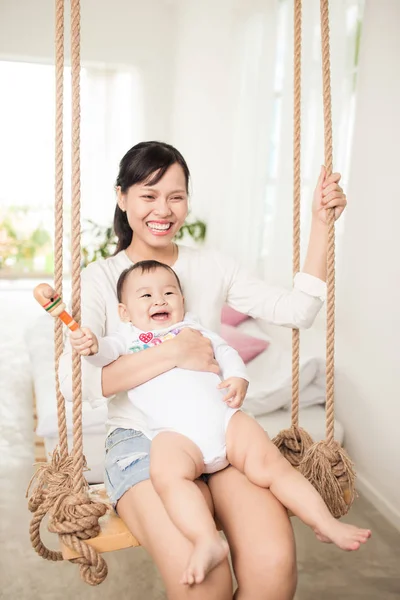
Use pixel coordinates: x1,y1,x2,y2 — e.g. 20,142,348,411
217,377,248,408
70,327,99,356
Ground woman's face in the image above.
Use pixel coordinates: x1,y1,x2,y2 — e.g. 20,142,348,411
118,163,188,249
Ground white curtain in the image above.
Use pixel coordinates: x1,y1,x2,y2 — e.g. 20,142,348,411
262,0,364,286
170,0,363,275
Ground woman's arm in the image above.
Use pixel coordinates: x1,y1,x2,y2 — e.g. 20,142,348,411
101,341,177,396
221,167,346,329
302,166,346,281
102,328,220,397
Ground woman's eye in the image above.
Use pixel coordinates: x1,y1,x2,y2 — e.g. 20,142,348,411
142,195,155,200
170,196,184,202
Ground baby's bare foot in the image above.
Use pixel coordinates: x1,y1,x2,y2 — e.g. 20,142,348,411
181,536,229,586
314,519,371,551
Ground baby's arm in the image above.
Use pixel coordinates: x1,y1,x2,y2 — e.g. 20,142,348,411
205,330,249,408
70,327,127,368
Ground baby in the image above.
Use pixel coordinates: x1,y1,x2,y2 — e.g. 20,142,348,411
71,260,371,585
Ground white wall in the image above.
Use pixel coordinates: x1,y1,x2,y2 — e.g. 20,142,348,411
0,0,178,140
333,0,400,528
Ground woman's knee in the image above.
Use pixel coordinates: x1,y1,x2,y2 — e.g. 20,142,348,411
164,561,233,600
236,542,297,598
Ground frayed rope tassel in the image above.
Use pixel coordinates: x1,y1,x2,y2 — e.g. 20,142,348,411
299,440,356,519
273,425,314,468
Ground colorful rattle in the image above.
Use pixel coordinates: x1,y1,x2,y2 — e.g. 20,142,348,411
33,283,80,332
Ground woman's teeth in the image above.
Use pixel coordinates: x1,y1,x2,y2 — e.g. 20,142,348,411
147,222,172,232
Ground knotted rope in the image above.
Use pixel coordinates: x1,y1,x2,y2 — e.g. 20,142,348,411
27,0,108,584
273,0,314,465
298,0,356,518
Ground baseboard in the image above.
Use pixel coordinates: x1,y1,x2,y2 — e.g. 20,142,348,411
356,471,400,532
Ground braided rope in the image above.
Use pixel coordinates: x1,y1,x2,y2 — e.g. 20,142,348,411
70,0,85,493
291,0,301,427
65,0,109,583
27,0,109,583
27,0,74,563
272,0,314,464
54,0,69,462
298,0,356,517
320,0,335,443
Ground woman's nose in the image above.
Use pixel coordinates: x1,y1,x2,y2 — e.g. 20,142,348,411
153,198,171,216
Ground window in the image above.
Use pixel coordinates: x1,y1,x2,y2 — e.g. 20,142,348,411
262,0,365,260
0,61,142,278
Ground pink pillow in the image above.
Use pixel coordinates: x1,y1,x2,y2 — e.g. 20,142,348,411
220,324,269,364
221,305,250,327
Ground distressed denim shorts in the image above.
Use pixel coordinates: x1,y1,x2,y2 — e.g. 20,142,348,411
104,427,212,508
104,428,151,507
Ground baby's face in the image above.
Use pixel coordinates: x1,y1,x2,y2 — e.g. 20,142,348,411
119,267,185,331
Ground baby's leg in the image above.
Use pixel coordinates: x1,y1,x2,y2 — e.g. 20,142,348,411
226,412,371,551
150,432,228,585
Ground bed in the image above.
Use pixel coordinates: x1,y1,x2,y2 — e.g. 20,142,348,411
26,314,344,484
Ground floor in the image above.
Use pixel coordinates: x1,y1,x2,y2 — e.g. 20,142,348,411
1,284,400,599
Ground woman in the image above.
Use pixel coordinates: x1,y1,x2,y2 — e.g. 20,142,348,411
60,141,347,599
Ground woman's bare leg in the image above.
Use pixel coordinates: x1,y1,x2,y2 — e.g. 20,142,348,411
226,412,371,551
150,432,228,584
117,479,233,599
209,465,297,600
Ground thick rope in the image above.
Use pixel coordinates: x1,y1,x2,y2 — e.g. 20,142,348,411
63,0,109,583
292,0,302,427
27,0,74,563
298,0,356,517
27,0,109,584
320,0,335,443
26,449,74,562
273,0,313,464
54,0,69,463
70,0,85,493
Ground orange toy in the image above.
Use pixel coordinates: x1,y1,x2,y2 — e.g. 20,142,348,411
33,283,80,332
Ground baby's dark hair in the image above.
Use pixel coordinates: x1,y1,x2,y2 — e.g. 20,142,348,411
117,260,183,303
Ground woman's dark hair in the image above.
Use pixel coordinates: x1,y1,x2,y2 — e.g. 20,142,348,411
117,260,183,303
114,141,190,254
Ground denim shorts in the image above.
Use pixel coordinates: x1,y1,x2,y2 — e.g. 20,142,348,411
104,427,212,508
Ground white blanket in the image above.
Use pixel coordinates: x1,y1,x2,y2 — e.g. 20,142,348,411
239,320,326,416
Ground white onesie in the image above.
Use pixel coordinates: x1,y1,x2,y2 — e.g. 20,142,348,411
87,314,248,474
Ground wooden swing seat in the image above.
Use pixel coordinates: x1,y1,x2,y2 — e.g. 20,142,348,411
60,481,352,560
60,484,139,559
60,484,224,560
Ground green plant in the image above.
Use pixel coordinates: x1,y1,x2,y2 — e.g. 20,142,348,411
0,210,52,271
81,220,117,267
174,220,207,242
81,217,207,267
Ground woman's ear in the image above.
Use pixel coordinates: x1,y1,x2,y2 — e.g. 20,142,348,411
116,186,126,212
118,303,130,322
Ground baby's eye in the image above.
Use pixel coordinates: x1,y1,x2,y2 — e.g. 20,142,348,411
165,292,174,296
141,294,151,298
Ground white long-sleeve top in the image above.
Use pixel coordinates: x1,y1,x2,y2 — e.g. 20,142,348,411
59,244,326,432
85,314,248,441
